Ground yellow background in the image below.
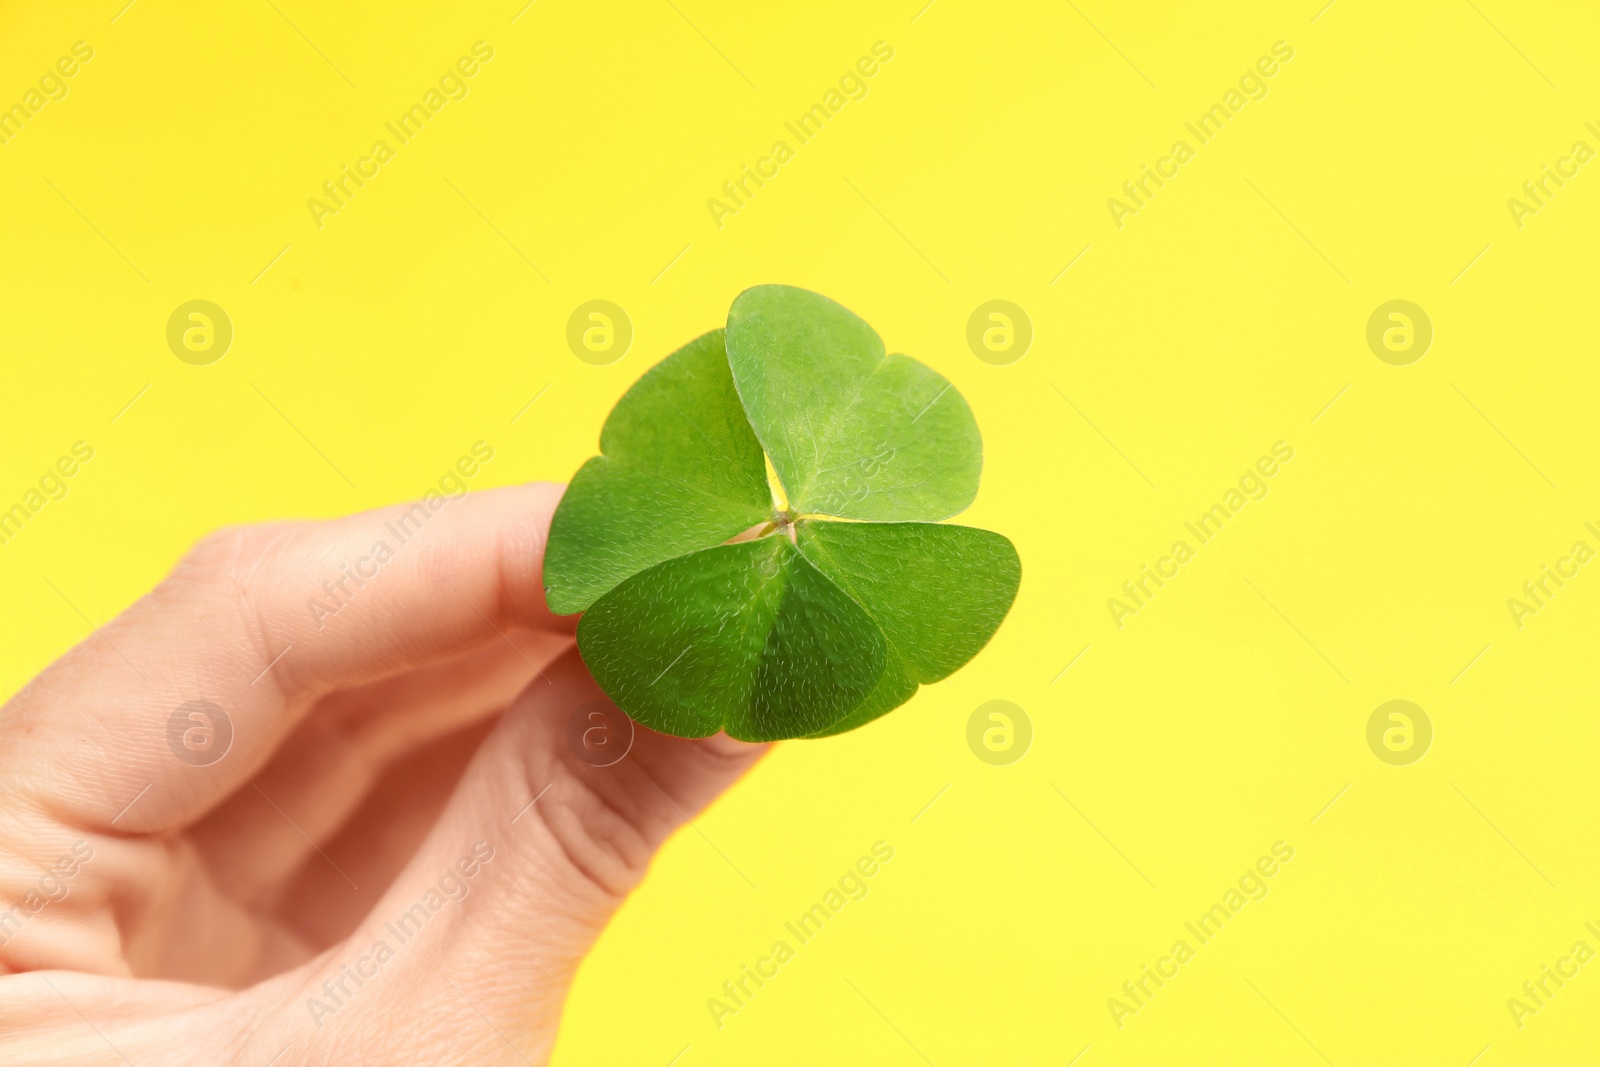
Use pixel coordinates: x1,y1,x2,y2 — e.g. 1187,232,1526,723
4,0,1599,1063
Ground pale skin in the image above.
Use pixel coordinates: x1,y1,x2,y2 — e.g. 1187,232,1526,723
0,483,768,1064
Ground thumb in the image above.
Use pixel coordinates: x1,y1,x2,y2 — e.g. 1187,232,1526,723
263,649,767,1060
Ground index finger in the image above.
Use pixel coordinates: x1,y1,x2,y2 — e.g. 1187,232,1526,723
0,482,571,834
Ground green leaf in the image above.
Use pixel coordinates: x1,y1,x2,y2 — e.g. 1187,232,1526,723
549,286,1018,741
724,284,982,521
805,653,918,739
544,330,774,614
795,519,1021,735
576,537,886,741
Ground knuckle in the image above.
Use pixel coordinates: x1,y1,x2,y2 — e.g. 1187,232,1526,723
533,769,658,899
175,523,295,590
158,522,305,679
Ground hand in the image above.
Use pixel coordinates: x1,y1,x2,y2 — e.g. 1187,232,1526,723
0,483,768,1064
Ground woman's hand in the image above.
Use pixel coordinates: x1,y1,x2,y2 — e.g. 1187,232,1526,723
0,483,767,1064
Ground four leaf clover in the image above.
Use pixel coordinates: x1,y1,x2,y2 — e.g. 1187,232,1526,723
544,285,1020,741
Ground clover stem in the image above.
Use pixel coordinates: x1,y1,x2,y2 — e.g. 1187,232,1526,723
770,507,799,543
